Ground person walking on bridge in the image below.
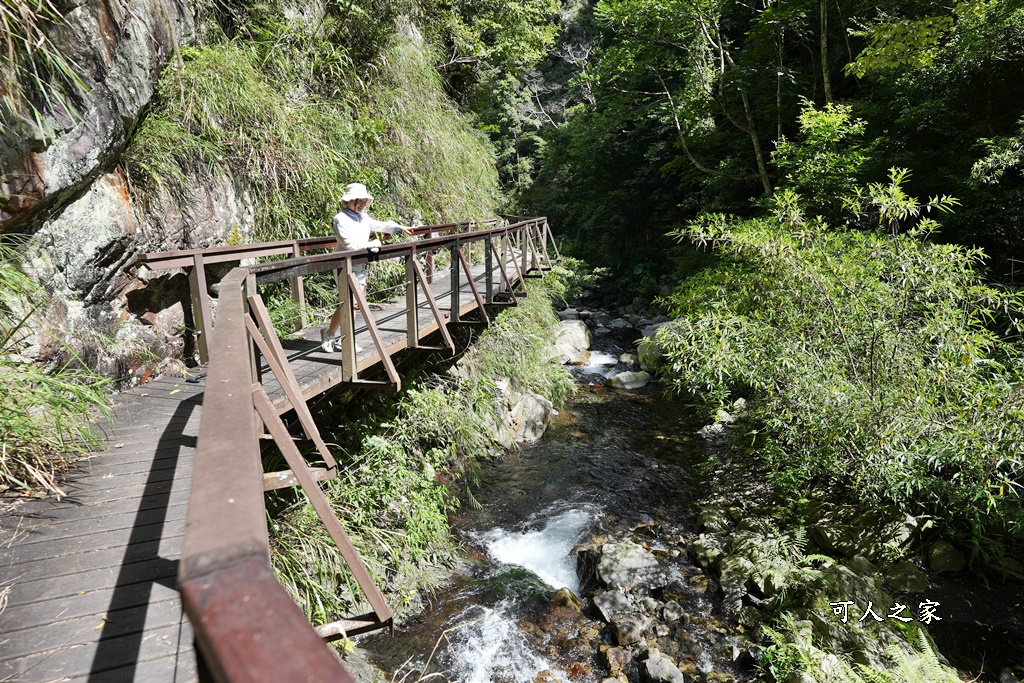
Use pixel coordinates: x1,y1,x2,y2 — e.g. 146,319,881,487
321,182,414,353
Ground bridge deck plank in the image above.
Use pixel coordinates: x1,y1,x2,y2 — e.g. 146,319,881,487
0,254,514,681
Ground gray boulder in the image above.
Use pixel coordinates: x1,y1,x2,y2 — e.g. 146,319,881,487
809,507,918,562
547,319,592,364
593,590,635,622
697,507,732,533
662,600,688,623
487,379,554,445
607,371,651,390
598,542,673,590
691,534,725,569
928,540,966,573
641,651,686,683
719,555,756,612
611,613,649,646
557,308,580,320
1000,668,1020,683
883,561,929,593
2,0,194,230
845,555,880,577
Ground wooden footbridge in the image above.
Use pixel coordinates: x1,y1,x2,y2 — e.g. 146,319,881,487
0,218,559,682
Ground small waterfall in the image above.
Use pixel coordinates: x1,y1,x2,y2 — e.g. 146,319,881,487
477,505,597,594
580,351,619,378
421,506,598,682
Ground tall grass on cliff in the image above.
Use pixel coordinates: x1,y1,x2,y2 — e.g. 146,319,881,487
656,175,1024,551
124,43,358,237
270,270,575,625
357,26,501,224
0,242,110,495
124,13,501,245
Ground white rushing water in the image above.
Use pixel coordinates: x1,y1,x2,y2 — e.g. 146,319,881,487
477,505,597,594
581,351,619,378
441,602,567,683
436,506,599,682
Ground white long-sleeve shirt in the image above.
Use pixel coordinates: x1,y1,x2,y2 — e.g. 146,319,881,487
332,208,408,251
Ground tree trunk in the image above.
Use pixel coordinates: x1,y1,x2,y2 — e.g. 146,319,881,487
740,91,773,197
821,0,832,104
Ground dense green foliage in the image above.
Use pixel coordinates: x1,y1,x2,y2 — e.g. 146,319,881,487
517,0,1024,297
657,173,1024,548
0,243,110,495
271,272,575,622
762,617,961,682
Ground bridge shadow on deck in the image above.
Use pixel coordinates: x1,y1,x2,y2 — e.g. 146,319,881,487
86,392,202,683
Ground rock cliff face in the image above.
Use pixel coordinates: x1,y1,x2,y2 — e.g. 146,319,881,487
0,0,255,381
1,0,193,229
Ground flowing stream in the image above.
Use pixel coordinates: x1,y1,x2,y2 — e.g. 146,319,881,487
361,343,719,682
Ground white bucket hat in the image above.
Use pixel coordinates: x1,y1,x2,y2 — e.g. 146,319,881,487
341,182,373,203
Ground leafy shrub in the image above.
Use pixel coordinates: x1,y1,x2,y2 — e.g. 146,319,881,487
772,99,873,223
659,175,1024,548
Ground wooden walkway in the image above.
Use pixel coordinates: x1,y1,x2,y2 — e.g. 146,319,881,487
0,255,509,682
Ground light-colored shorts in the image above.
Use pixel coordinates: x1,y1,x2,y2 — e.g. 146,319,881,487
336,262,368,288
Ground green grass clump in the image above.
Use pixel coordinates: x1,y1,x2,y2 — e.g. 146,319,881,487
0,242,110,495
124,43,359,239
124,22,504,241
1,0,86,140
270,271,576,623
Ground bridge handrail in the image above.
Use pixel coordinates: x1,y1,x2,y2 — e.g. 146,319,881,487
177,217,553,682
248,218,543,284
140,218,504,362
140,218,502,269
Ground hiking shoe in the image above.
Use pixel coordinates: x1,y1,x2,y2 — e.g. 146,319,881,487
320,328,339,353
321,329,363,354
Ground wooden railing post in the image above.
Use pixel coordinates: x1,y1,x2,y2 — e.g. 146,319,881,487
485,234,493,304
532,221,542,271
539,220,552,268
450,240,461,323
501,229,508,289
425,228,434,283
290,241,307,331
547,218,562,261
520,227,529,278
244,272,261,385
338,257,357,381
188,253,214,364
406,249,419,348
